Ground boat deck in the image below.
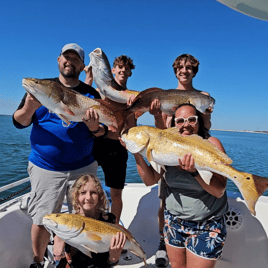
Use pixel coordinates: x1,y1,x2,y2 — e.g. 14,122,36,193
0,183,268,267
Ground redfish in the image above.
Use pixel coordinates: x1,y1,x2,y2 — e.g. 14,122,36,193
22,78,125,132
43,213,147,266
124,87,215,119
88,48,139,104
121,126,268,215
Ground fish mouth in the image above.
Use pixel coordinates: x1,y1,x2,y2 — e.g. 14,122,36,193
89,48,103,67
43,217,58,227
22,79,37,94
43,217,58,236
92,48,102,56
90,48,103,61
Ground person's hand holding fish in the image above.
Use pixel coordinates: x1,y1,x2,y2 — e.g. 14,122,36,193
83,108,100,133
25,93,42,112
126,94,137,106
108,232,127,265
84,65,93,86
178,152,197,174
149,98,162,115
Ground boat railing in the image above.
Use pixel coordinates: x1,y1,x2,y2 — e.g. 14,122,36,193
0,177,31,205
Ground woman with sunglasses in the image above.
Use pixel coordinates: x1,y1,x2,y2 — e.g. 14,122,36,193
122,103,228,268
150,54,213,267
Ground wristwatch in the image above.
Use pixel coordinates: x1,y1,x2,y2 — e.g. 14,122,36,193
107,258,119,267
91,126,100,135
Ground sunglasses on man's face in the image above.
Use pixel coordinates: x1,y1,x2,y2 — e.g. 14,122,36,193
174,116,198,126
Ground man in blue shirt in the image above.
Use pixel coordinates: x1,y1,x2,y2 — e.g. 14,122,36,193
13,43,109,268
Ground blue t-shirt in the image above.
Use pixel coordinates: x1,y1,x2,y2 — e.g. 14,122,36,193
13,78,101,171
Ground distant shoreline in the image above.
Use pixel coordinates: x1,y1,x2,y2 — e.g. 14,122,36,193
1,115,268,134
211,129,268,134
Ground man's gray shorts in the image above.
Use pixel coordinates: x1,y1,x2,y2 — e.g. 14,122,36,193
27,161,98,225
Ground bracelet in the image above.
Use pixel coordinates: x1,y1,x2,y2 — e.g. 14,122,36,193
107,258,119,267
99,124,108,138
91,126,100,135
190,170,199,177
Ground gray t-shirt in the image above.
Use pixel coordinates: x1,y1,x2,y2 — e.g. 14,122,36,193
165,166,228,221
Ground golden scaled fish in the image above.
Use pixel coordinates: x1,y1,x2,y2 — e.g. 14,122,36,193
88,48,140,104
22,78,125,132
124,87,215,119
43,213,147,265
121,126,268,215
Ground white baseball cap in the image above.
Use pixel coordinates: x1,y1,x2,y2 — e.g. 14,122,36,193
60,43,85,62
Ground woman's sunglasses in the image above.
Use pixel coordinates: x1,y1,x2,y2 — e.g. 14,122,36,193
174,116,198,126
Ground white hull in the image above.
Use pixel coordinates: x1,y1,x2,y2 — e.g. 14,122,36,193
0,183,268,268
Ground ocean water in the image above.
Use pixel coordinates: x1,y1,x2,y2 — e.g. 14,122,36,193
1,114,268,200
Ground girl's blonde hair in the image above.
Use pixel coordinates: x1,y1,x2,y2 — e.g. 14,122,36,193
69,174,109,215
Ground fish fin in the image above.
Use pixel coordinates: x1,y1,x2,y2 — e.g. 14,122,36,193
151,161,165,174
97,98,117,109
196,169,213,185
146,148,153,162
86,233,102,241
60,101,76,116
58,114,72,126
164,128,233,165
187,135,233,165
105,98,128,110
147,148,165,174
136,87,163,95
163,127,181,136
80,246,94,257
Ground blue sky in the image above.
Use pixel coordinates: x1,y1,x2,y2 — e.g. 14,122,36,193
0,0,267,131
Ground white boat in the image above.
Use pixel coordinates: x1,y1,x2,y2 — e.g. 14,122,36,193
0,179,268,268
216,0,268,21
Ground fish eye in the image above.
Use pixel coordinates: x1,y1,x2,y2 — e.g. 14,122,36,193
246,177,250,180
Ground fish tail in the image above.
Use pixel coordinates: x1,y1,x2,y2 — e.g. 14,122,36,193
123,107,146,120
252,174,268,197
236,172,265,215
127,239,147,266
